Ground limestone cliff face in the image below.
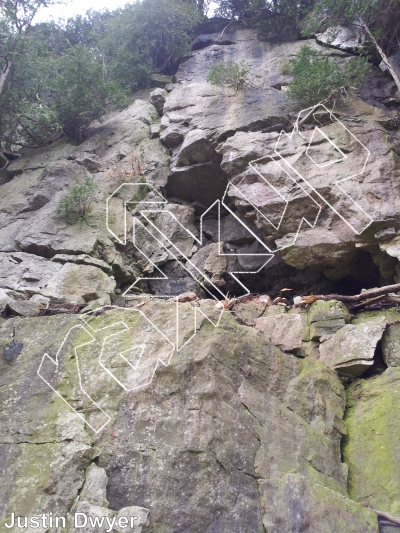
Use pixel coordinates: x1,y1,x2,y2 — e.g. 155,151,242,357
1,22,400,533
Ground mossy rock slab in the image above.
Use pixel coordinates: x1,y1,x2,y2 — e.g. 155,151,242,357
308,300,351,324
0,303,372,532
343,368,400,517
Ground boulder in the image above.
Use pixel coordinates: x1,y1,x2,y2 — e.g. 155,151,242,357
51,253,112,274
149,124,160,138
0,252,62,297
168,291,198,303
232,294,272,322
79,464,109,508
316,26,365,52
382,324,400,367
0,288,16,307
308,300,351,323
319,316,387,377
5,299,41,318
176,129,214,166
308,300,351,341
255,310,309,352
149,88,167,116
188,242,228,289
41,263,116,305
159,126,185,148
149,73,174,88
69,501,149,533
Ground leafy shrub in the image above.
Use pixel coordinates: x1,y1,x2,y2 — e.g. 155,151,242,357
286,45,371,108
58,174,99,221
207,60,251,93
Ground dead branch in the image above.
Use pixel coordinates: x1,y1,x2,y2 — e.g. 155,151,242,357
309,283,400,304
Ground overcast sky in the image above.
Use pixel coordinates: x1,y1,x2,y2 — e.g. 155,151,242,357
35,0,133,22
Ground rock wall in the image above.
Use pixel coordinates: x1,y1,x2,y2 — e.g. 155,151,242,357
1,21,400,533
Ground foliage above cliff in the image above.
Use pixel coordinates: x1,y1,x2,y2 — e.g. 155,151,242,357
214,0,316,37
304,0,400,91
0,0,202,151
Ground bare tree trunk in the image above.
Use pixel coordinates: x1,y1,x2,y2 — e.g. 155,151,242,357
0,59,12,98
358,16,400,92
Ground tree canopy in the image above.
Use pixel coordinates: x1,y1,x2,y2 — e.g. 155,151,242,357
1,0,399,163
0,0,203,156
305,0,400,91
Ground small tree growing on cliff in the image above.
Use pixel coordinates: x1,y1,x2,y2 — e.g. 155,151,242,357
207,59,259,96
286,44,370,108
58,174,99,222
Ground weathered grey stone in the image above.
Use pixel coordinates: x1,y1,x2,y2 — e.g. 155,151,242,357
255,310,309,352
0,288,15,306
69,502,115,533
116,506,150,530
160,125,185,148
0,252,62,297
149,88,167,115
166,160,228,208
149,124,160,138
51,254,112,274
149,73,174,88
168,291,198,302
316,25,365,52
30,293,50,305
232,295,272,322
380,235,400,261
0,99,168,298
5,299,40,317
298,340,320,359
188,242,228,288
73,151,102,172
308,300,351,324
200,214,259,246
41,263,116,305
176,129,214,166
308,300,351,342
382,323,400,367
79,463,109,507
319,316,387,376
310,318,347,342
259,473,377,533
2,23,400,533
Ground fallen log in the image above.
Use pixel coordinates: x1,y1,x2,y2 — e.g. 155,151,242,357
374,509,400,527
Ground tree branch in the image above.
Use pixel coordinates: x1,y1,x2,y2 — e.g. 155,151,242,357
0,132,63,148
302,283,400,306
358,15,400,92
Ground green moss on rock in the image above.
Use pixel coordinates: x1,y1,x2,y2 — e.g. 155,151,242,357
343,368,400,516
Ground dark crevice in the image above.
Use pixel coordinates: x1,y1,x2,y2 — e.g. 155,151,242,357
360,341,388,379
